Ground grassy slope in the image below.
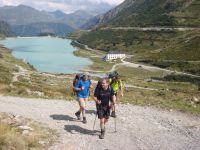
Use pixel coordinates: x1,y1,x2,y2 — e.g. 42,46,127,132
0,112,56,149
67,30,89,40
135,30,200,75
77,28,200,75
78,29,180,53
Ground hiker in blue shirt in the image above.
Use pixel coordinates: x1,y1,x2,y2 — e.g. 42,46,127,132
73,72,91,124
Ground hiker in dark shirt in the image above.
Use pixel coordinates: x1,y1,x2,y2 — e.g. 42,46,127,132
94,78,116,139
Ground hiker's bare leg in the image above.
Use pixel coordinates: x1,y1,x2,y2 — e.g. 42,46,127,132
80,99,85,117
76,97,81,113
79,98,87,123
78,98,82,113
81,98,88,117
104,119,108,124
112,94,117,112
100,118,105,129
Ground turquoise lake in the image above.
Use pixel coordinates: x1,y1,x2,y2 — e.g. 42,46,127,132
0,37,92,74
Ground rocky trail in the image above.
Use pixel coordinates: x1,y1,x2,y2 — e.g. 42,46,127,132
0,96,200,150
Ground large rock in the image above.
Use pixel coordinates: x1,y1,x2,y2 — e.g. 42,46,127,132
191,97,200,104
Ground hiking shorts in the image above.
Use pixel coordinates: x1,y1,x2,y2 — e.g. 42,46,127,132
77,97,88,108
97,105,110,119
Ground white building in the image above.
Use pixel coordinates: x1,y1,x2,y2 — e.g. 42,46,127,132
104,51,126,61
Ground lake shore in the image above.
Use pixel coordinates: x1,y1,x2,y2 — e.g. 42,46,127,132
0,37,92,74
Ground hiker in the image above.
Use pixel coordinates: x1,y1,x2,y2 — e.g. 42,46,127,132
94,78,116,139
109,72,123,118
72,74,80,95
73,72,91,124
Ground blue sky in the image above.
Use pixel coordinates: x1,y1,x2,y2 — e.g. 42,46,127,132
0,0,125,13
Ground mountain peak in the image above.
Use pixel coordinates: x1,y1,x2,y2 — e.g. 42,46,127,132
50,10,66,19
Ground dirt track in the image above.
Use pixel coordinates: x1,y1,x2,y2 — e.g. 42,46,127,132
0,96,200,150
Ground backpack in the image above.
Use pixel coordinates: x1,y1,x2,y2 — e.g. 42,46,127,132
108,71,118,79
73,74,81,93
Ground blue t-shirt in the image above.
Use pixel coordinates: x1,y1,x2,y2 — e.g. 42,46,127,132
75,79,91,98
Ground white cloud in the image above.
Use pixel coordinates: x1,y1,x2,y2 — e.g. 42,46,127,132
0,0,125,13
82,0,124,5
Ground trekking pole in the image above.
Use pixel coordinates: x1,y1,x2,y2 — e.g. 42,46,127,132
111,104,117,132
93,104,99,131
114,119,117,132
114,100,118,132
93,113,97,131
114,112,117,132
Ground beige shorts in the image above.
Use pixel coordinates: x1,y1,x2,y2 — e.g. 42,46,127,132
77,97,88,108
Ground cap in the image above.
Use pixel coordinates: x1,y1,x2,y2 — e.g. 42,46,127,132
82,72,89,76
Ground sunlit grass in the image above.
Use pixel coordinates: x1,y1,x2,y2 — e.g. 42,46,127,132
0,113,56,149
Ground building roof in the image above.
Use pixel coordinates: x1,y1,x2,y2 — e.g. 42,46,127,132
107,51,125,54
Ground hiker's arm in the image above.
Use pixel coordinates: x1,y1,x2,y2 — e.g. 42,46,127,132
94,88,101,104
73,81,83,91
94,97,101,104
73,87,82,91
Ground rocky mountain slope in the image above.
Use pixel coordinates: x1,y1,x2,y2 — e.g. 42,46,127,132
0,21,14,36
12,22,74,36
87,0,200,27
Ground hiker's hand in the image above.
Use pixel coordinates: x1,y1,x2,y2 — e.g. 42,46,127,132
96,100,101,105
121,92,124,97
81,86,84,90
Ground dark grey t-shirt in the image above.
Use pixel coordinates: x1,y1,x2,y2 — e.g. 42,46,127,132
94,86,114,106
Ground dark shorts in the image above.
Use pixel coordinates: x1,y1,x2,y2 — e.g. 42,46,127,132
97,105,110,119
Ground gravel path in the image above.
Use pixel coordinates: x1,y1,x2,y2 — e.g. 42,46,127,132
101,27,200,31
0,96,200,150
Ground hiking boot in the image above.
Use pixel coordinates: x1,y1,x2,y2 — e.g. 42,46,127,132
99,129,105,139
75,111,81,120
111,111,116,118
83,117,87,124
